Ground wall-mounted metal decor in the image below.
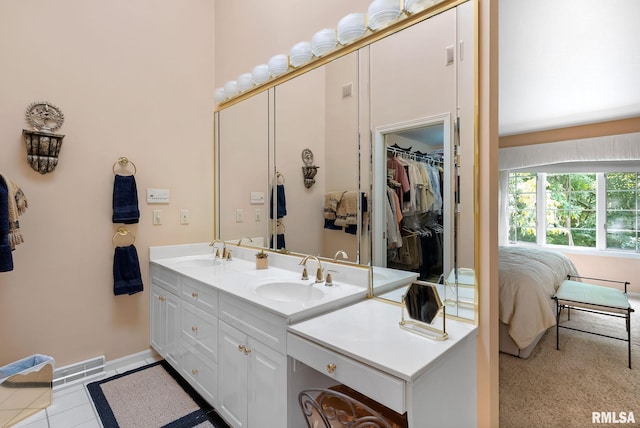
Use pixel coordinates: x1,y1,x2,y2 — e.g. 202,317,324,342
301,148,319,189
22,102,65,174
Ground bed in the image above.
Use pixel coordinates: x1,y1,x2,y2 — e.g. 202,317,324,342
499,245,579,358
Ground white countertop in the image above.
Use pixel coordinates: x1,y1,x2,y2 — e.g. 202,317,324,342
150,243,369,323
288,298,477,382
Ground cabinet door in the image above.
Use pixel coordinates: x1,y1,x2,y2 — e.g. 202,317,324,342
164,292,181,368
150,284,180,368
150,285,165,354
218,321,248,428
246,338,287,428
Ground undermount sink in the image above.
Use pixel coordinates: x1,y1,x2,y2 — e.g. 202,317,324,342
254,281,324,302
175,258,221,268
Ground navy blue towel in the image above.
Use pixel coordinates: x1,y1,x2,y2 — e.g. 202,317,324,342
270,233,286,250
270,184,287,219
113,245,143,295
0,176,13,272
112,175,139,224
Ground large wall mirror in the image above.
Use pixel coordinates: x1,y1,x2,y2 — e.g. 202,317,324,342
215,0,477,322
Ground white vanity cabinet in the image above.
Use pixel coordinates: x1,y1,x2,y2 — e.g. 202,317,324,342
217,294,287,428
150,266,181,367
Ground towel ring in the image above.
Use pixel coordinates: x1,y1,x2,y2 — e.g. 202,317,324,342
276,171,285,184
112,157,137,175
112,227,136,247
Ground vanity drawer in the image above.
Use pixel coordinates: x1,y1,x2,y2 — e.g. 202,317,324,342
181,301,218,363
219,293,287,353
151,265,181,295
181,276,218,316
287,332,406,414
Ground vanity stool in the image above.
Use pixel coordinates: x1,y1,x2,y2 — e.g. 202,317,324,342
553,275,634,368
299,385,408,428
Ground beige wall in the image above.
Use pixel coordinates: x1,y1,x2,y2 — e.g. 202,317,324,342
0,1,215,367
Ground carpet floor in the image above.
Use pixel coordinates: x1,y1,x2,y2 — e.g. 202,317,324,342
87,360,229,428
500,295,640,428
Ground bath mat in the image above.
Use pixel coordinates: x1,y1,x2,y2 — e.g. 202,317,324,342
86,360,229,428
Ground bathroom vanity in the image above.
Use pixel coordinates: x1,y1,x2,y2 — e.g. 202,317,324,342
150,243,477,428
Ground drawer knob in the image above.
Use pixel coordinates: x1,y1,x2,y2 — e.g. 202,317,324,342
191,326,198,333
158,296,166,302
191,292,199,299
327,363,336,374
243,347,251,355
191,369,198,375
238,345,246,353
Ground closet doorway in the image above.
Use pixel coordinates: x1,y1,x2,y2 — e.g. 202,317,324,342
372,114,454,283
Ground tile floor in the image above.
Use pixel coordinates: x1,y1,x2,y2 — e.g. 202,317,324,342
12,356,159,428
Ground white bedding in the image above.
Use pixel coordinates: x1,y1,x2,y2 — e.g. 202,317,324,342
499,246,578,349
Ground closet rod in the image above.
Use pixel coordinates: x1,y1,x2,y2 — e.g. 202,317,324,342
387,146,443,164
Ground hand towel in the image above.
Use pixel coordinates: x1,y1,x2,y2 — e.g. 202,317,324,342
0,176,13,272
270,184,287,219
270,233,286,250
0,173,28,249
113,244,143,295
112,175,139,224
324,191,346,230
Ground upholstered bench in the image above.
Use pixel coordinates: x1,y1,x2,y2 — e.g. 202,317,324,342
553,276,634,368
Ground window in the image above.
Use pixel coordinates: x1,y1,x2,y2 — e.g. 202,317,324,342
545,173,596,247
508,173,537,243
606,172,640,251
508,172,640,252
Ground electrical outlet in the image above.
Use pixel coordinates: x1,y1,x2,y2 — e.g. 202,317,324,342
236,208,244,222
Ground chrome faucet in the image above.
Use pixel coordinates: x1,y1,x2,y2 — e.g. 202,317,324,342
209,239,227,259
299,255,323,283
333,250,348,262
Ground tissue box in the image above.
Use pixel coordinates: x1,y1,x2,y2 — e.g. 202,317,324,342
0,354,54,427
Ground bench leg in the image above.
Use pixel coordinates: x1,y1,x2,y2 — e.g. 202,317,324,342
627,310,632,369
555,299,560,351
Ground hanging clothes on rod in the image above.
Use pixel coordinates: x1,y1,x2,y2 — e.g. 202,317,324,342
385,144,445,280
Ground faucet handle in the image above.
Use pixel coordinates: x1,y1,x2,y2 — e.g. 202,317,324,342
325,269,338,286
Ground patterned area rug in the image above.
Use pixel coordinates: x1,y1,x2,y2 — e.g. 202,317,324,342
87,360,229,428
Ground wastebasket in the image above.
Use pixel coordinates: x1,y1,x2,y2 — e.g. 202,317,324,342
0,354,54,427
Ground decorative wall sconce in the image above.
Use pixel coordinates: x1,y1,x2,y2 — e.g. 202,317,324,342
301,148,319,189
22,101,65,174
